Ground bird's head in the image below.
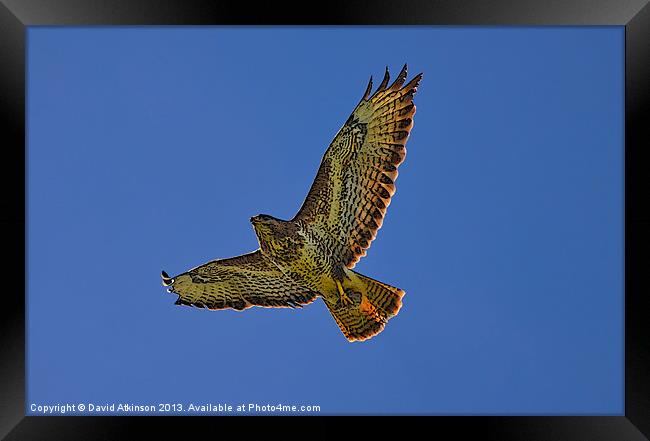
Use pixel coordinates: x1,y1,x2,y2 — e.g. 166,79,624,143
250,213,280,225
250,213,279,235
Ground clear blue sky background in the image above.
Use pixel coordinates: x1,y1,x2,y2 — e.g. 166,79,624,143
27,27,623,415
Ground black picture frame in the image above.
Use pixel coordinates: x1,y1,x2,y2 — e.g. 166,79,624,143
1,1,648,438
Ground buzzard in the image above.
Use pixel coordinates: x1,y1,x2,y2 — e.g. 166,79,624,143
162,64,422,341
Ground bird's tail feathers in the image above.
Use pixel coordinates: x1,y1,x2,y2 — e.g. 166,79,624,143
325,271,404,342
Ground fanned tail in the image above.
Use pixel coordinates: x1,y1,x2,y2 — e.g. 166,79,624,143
325,271,404,342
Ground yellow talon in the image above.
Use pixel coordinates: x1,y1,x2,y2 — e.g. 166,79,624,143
336,280,353,306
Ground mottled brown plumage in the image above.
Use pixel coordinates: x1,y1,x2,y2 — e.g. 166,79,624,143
162,65,421,341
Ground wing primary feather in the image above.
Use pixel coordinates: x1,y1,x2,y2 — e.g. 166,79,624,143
389,63,408,91
403,72,424,91
373,66,391,97
161,270,174,286
361,75,373,101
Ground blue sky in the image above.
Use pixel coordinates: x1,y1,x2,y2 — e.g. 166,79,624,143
27,27,623,415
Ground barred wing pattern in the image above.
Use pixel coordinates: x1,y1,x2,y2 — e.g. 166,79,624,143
293,65,422,268
162,251,318,310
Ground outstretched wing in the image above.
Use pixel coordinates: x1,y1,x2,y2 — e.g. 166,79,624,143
161,250,318,310
293,64,422,268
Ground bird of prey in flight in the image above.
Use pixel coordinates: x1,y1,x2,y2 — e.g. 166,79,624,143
162,64,422,341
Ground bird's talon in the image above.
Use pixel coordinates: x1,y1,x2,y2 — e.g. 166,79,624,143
336,280,353,306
